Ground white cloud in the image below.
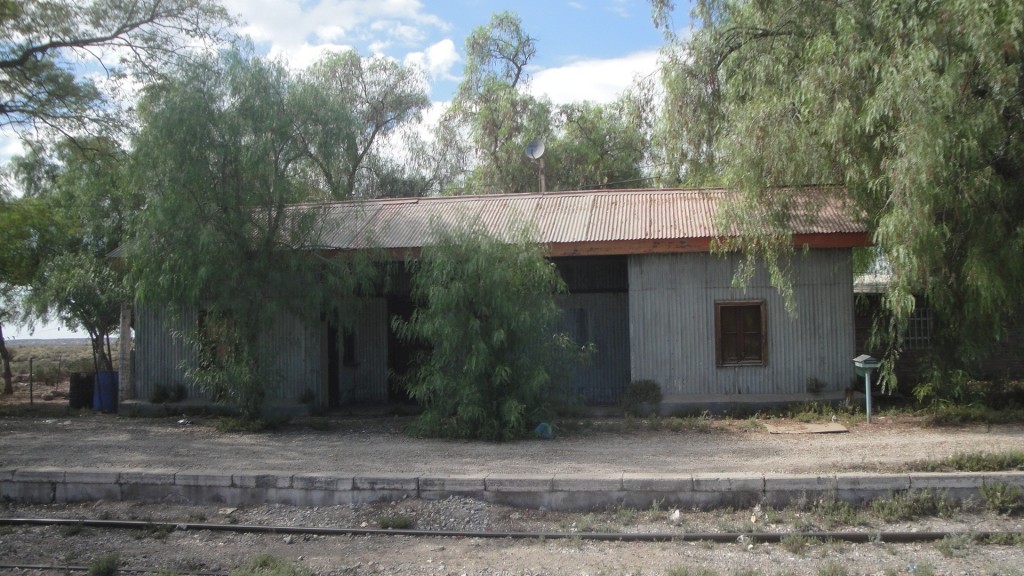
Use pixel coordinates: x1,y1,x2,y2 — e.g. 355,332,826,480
529,50,660,104
267,42,355,70
224,0,448,69
0,132,24,164
404,38,460,81
315,25,348,43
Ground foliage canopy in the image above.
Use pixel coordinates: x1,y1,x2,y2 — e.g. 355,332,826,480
0,0,231,137
128,49,381,418
654,0,1024,384
394,220,585,441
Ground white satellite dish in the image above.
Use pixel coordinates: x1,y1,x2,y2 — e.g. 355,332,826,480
524,139,545,160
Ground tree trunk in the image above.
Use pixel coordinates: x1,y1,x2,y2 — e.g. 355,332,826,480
89,330,112,374
0,323,13,395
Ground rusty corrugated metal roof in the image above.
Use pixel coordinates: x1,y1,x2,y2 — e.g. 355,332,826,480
305,187,867,255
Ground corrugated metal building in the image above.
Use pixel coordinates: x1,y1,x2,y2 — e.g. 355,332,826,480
132,188,869,410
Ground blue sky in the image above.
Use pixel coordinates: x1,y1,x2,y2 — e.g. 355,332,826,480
10,0,691,340
228,0,690,104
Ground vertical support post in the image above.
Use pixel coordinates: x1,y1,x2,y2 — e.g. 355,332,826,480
865,372,872,424
538,157,546,193
29,357,34,405
118,303,133,402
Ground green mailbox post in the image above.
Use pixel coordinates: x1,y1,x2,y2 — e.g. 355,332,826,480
854,354,881,423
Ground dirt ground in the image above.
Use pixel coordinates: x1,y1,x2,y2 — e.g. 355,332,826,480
2,380,1024,575
2,379,1023,475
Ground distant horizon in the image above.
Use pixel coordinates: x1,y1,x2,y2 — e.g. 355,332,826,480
8,323,95,341
5,337,97,347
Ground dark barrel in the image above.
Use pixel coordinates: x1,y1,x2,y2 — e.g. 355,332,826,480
69,372,94,410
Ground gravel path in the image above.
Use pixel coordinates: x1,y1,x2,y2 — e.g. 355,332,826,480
2,412,1022,475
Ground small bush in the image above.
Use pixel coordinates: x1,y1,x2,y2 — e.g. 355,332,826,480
910,450,1024,472
981,532,1024,545
134,522,172,540
394,220,587,441
216,416,290,433
817,561,849,576
780,534,818,555
60,521,84,537
230,555,315,576
934,533,974,558
622,379,662,416
812,499,862,528
870,490,958,522
378,514,414,529
87,554,120,576
929,405,1024,426
980,482,1023,515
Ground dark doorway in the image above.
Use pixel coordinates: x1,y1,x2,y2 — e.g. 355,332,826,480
326,321,340,409
387,296,422,404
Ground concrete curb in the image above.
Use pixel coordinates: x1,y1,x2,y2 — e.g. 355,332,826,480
2,468,1022,511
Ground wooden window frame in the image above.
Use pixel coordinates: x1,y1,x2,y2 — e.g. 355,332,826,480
715,300,767,367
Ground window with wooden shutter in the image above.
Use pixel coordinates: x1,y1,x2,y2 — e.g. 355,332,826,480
715,300,767,366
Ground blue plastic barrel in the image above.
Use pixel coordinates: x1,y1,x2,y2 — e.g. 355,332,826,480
94,371,119,413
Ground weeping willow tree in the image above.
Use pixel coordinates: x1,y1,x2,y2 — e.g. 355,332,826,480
653,0,1024,393
393,220,589,441
128,49,391,418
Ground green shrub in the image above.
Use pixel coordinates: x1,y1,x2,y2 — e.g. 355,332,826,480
816,561,849,576
87,554,120,576
980,482,1023,515
909,450,1024,472
60,521,84,537
779,534,818,555
622,379,662,416
812,499,862,528
394,220,589,441
230,555,315,576
934,534,973,558
378,514,414,529
216,416,289,433
870,490,958,521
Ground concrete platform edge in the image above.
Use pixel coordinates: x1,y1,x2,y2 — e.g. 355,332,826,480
1,468,1021,512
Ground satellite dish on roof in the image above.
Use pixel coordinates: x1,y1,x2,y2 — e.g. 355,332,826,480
524,139,545,160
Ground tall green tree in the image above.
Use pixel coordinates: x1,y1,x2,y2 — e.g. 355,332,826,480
10,136,137,373
393,220,584,441
0,0,232,137
295,51,430,199
0,182,60,393
128,50,377,418
653,0,1024,386
547,96,652,190
436,11,553,194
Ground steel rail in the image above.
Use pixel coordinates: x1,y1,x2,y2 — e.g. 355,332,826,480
0,516,1020,544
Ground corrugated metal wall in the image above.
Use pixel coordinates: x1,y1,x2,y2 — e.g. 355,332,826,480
266,310,322,401
629,250,856,397
557,293,631,404
134,306,197,399
134,305,324,403
136,300,389,406
344,298,389,403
